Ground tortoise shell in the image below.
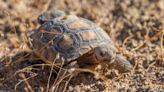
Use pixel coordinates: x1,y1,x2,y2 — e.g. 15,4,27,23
30,14,116,64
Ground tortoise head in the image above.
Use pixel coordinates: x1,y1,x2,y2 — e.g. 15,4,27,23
38,9,65,24
95,44,116,62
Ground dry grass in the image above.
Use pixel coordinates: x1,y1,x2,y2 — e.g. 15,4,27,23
0,0,164,92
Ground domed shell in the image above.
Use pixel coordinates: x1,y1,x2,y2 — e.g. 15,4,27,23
30,15,116,64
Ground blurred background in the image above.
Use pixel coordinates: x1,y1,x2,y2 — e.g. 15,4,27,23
0,0,164,92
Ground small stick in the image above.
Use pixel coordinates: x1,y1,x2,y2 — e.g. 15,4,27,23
19,73,34,92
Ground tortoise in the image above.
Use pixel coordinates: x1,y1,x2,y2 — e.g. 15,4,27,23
29,9,132,72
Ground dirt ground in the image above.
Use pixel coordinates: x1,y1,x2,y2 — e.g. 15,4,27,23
0,0,164,92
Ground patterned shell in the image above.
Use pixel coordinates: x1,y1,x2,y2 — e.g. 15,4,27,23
30,15,116,64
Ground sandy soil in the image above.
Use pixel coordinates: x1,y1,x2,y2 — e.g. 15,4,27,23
0,0,164,92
